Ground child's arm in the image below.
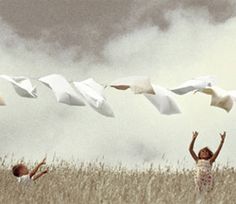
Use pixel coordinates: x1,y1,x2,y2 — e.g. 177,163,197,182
29,157,46,179
189,131,198,162
32,168,48,181
210,131,226,164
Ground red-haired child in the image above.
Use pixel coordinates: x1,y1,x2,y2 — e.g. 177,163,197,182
12,157,48,185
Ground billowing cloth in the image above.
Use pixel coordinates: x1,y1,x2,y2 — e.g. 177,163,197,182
0,75,37,98
39,74,85,106
111,76,180,115
144,84,181,115
171,76,215,95
0,95,6,105
110,76,155,94
73,78,114,117
194,159,214,192
200,86,236,112
0,74,235,115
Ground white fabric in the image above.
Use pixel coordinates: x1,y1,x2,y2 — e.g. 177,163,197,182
17,174,32,185
200,86,235,112
171,76,215,95
73,78,114,117
144,84,181,115
0,75,37,98
110,76,154,94
39,74,85,106
228,90,236,101
0,95,6,105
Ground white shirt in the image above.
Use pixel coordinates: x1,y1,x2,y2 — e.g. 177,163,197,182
17,174,32,185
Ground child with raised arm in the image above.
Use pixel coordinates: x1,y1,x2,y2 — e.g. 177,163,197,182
12,157,48,185
189,131,226,192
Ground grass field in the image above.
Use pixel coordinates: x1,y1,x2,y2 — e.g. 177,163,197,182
0,158,235,204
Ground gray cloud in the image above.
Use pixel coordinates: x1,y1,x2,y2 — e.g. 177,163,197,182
0,0,133,58
0,0,235,59
180,0,236,22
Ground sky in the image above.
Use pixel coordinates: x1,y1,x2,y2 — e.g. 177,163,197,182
0,0,236,169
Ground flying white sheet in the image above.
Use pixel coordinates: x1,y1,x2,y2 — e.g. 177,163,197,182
0,95,6,105
39,74,85,106
145,84,181,115
171,76,215,95
110,76,155,94
199,86,236,112
0,75,37,98
73,78,114,117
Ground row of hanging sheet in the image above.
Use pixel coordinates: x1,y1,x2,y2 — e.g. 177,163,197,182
0,74,235,117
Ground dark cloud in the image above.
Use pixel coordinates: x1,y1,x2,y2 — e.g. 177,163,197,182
0,0,133,58
180,0,236,23
0,0,235,58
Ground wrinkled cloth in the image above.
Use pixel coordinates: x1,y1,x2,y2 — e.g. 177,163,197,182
0,75,37,98
200,86,236,112
0,95,6,105
73,78,114,117
110,76,154,94
171,75,215,95
144,84,181,115
39,74,85,106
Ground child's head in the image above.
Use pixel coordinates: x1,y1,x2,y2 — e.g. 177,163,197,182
12,164,29,177
198,147,213,160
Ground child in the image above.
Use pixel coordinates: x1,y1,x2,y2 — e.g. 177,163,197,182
12,157,48,184
189,131,226,192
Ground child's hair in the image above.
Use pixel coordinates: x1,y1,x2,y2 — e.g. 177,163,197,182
198,147,213,159
12,164,26,177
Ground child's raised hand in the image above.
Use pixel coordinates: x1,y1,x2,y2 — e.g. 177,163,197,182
43,167,49,174
220,131,226,142
192,131,198,139
41,157,47,165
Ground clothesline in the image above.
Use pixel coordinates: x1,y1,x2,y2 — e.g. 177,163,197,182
0,74,235,117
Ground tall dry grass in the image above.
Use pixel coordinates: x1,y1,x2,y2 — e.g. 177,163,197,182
0,157,235,204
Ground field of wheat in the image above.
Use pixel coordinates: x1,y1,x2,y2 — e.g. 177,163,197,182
0,157,235,204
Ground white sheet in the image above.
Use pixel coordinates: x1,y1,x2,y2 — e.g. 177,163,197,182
200,86,235,112
39,74,85,106
110,76,154,94
73,78,114,117
145,84,181,115
171,76,215,95
0,95,6,105
0,75,37,98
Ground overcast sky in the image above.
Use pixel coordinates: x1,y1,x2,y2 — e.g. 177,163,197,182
0,0,236,169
